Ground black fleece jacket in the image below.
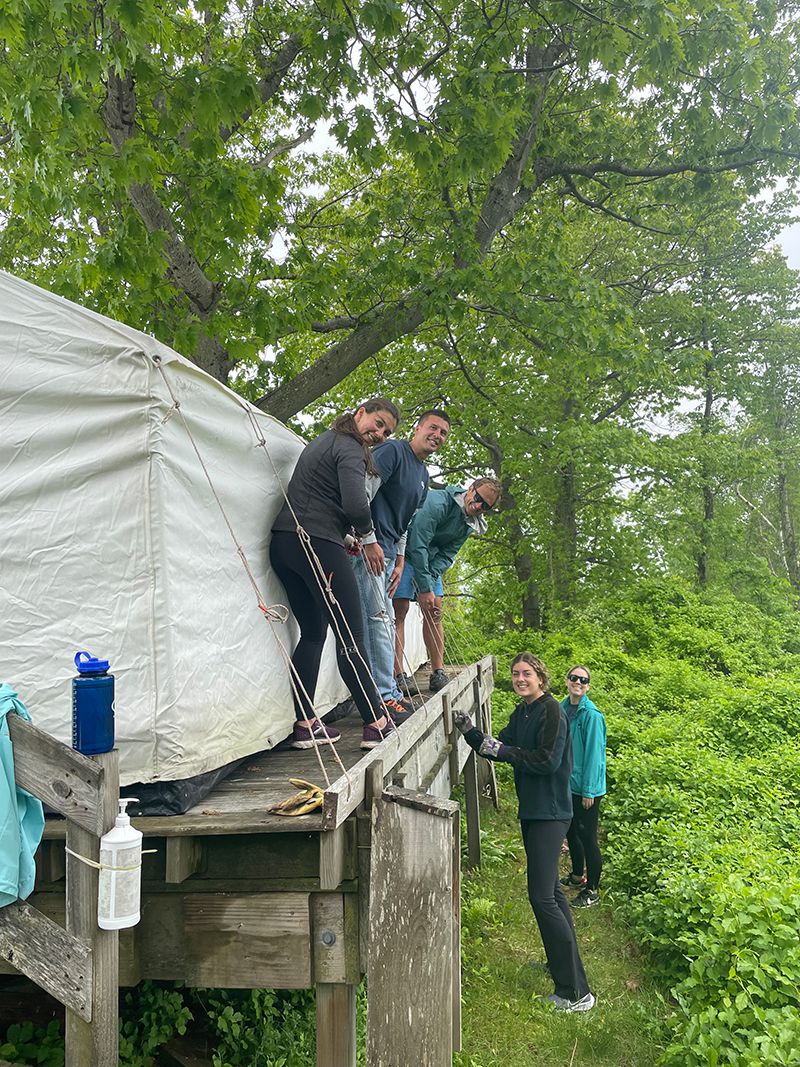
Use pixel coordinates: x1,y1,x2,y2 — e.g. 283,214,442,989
465,692,573,821
271,429,374,544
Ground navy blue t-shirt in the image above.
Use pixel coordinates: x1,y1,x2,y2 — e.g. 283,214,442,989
370,440,429,554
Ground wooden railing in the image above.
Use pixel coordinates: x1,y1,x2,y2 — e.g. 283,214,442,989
0,716,119,1066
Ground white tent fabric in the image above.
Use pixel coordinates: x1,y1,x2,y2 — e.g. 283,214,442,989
0,271,425,785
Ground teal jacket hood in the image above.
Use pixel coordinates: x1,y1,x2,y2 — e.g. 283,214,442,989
0,684,45,907
561,693,606,799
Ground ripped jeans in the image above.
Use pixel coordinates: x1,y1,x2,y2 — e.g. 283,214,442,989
351,549,404,704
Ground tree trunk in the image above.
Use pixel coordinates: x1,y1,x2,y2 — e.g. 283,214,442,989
696,364,715,588
472,430,542,630
772,402,800,592
551,459,578,615
511,527,542,631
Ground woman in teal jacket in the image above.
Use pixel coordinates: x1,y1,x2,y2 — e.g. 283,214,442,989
560,666,606,908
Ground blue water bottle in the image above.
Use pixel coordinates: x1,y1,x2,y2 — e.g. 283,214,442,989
72,651,115,754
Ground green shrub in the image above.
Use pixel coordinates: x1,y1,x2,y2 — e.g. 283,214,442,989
0,1020,63,1067
193,988,316,1067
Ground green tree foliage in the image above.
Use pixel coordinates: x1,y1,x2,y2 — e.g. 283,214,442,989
1,1,799,417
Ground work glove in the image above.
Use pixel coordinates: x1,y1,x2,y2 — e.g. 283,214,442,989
478,735,503,759
453,711,473,734
454,712,506,762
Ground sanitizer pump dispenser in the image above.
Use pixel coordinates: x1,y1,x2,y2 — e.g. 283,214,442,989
97,798,142,930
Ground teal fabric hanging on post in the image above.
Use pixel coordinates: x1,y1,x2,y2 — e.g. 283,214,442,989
0,684,45,907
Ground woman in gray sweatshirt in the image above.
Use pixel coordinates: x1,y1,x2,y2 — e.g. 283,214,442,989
270,398,403,750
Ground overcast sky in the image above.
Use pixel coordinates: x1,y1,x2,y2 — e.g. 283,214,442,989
779,220,800,270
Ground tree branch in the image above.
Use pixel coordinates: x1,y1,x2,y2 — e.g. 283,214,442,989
219,35,303,142
101,66,231,378
257,298,428,422
561,174,675,235
474,40,565,254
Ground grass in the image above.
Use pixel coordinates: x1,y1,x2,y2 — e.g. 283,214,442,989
455,783,671,1067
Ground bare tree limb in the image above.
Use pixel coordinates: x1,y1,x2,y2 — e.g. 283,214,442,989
102,67,231,379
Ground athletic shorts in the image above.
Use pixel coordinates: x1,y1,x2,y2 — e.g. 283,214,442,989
393,560,444,600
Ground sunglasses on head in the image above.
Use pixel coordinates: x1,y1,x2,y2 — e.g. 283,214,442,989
473,488,494,512
567,674,589,684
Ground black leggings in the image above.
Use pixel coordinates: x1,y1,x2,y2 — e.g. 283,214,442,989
566,795,603,890
269,531,383,724
521,819,590,1001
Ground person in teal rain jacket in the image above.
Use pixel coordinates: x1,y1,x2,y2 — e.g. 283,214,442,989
393,478,501,692
560,666,606,908
0,684,45,907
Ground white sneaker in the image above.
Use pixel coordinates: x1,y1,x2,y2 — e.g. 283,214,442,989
546,992,596,1013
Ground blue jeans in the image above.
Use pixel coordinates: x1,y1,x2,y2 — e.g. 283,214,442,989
351,550,404,703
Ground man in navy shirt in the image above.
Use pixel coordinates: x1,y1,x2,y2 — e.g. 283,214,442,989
353,410,450,721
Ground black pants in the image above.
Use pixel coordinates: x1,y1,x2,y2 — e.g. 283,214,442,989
270,530,383,724
566,795,603,890
521,819,590,1001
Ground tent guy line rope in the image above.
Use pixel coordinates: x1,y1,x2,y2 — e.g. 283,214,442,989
355,551,428,702
151,356,349,791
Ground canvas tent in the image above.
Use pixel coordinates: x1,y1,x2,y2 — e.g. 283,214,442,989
1,271,424,792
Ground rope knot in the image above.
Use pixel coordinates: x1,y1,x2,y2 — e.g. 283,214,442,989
260,602,289,623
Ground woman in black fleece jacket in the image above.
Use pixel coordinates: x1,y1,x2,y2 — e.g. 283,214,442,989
270,398,400,750
456,652,594,1012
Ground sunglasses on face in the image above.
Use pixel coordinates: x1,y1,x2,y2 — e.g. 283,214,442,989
567,674,589,684
472,488,494,512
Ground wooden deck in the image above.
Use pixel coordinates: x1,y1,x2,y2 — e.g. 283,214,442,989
3,657,497,1067
39,662,485,838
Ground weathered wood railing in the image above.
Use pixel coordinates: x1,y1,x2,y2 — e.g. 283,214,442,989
0,716,119,1066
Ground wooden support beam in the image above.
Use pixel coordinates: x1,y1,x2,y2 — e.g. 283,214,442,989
8,717,107,836
319,822,355,892
442,693,460,795
311,893,358,985
451,800,462,1054
419,744,451,793
366,788,459,1067
140,891,313,987
65,748,119,1067
316,982,357,1067
364,760,384,814
165,837,203,884
0,902,92,1020
472,672,499,808
462,752,481,870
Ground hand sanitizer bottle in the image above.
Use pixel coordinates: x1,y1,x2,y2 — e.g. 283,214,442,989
97,798,142,930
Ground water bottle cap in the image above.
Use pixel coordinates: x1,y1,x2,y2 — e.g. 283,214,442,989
74,651,110,673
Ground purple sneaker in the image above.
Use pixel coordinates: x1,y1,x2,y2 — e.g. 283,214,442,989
361,716,398,749
291,719,341,749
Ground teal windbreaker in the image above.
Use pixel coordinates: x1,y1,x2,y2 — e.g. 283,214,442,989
0,684,45,907
561,693,606,799
404,486,474,595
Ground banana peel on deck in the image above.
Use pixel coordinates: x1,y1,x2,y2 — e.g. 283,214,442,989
269,777,325,816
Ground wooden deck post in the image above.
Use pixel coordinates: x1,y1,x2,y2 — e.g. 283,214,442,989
3,718,121,1065
462,751,481,870
316,982,357,1067
473,672,499,808
366,788,459,1067
65,748,120,1067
